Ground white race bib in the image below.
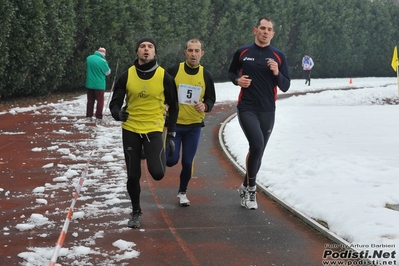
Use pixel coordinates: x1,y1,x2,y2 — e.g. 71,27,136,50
178,84,201,105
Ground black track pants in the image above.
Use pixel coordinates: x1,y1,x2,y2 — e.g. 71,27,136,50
237,110,275,187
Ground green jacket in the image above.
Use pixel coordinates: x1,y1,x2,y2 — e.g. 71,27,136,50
85,51,111,90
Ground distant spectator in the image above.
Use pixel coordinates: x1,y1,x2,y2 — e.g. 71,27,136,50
85,47,111,123
302,54,314,86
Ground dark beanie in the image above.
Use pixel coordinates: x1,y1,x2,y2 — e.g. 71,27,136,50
135,37,157,53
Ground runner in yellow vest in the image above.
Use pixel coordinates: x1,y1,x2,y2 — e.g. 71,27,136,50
109,37,179,228
166,39,216,206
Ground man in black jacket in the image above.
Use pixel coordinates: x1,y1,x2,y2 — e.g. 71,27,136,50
228,17,290,210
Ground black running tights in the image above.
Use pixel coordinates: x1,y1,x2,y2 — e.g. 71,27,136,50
237,110,275,187
122,129,166,211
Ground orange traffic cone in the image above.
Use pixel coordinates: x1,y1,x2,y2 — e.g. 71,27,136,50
349,78,353,84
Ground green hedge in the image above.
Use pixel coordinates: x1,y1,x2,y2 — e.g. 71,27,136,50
1,0,398,99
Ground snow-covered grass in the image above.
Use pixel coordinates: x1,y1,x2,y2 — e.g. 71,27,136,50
1,77,398,265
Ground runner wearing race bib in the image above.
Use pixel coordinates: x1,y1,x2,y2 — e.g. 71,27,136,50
166,38,216,207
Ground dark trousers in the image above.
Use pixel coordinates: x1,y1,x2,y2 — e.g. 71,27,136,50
166,125,202,193
86,89,105,119
237,110,275,187
122,129,166,211
303,70,311,84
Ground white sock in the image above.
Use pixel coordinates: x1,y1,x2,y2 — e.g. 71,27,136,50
248,186,256,192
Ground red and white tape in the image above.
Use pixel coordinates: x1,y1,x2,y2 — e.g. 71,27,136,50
49,151,93,266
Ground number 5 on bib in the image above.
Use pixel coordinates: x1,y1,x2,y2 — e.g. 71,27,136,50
178,84,201,105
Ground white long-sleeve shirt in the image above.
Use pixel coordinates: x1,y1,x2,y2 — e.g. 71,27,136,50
302,56,314,70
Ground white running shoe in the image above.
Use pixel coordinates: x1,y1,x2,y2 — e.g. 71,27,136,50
245,190,258,210
177,193,190,206
239,185,248,207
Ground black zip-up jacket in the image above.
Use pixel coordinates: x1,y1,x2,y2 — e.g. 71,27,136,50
228,43,290,112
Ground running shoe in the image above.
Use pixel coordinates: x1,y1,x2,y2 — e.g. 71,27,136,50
239,185,248,207
128,210,142,228
177,192,190,206
245,190,258,210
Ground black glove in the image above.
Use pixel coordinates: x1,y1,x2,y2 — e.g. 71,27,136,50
166,132,175,157
164,114,170,127
118,106,129,122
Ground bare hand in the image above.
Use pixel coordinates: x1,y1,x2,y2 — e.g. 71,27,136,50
267,59,279,76
238,75,252,88
164,104,169,116
194,101,206,112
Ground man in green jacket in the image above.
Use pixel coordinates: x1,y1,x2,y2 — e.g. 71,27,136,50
85,47,111,122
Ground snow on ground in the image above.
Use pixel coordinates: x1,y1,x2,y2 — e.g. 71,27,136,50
1,77,398,265
222,77,399,263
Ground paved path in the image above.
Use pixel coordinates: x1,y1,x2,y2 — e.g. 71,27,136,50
0,102,349,265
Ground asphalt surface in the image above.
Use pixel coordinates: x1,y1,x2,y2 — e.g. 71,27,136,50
0,102,354,266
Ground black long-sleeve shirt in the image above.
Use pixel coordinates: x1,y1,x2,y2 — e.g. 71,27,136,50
228,43,290,112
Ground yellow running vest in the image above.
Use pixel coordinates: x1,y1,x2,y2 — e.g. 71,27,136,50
175,63,206,125
122,66,166,133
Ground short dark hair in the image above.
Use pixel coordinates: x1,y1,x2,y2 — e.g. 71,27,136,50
185,38,203,50
255,17,274,28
